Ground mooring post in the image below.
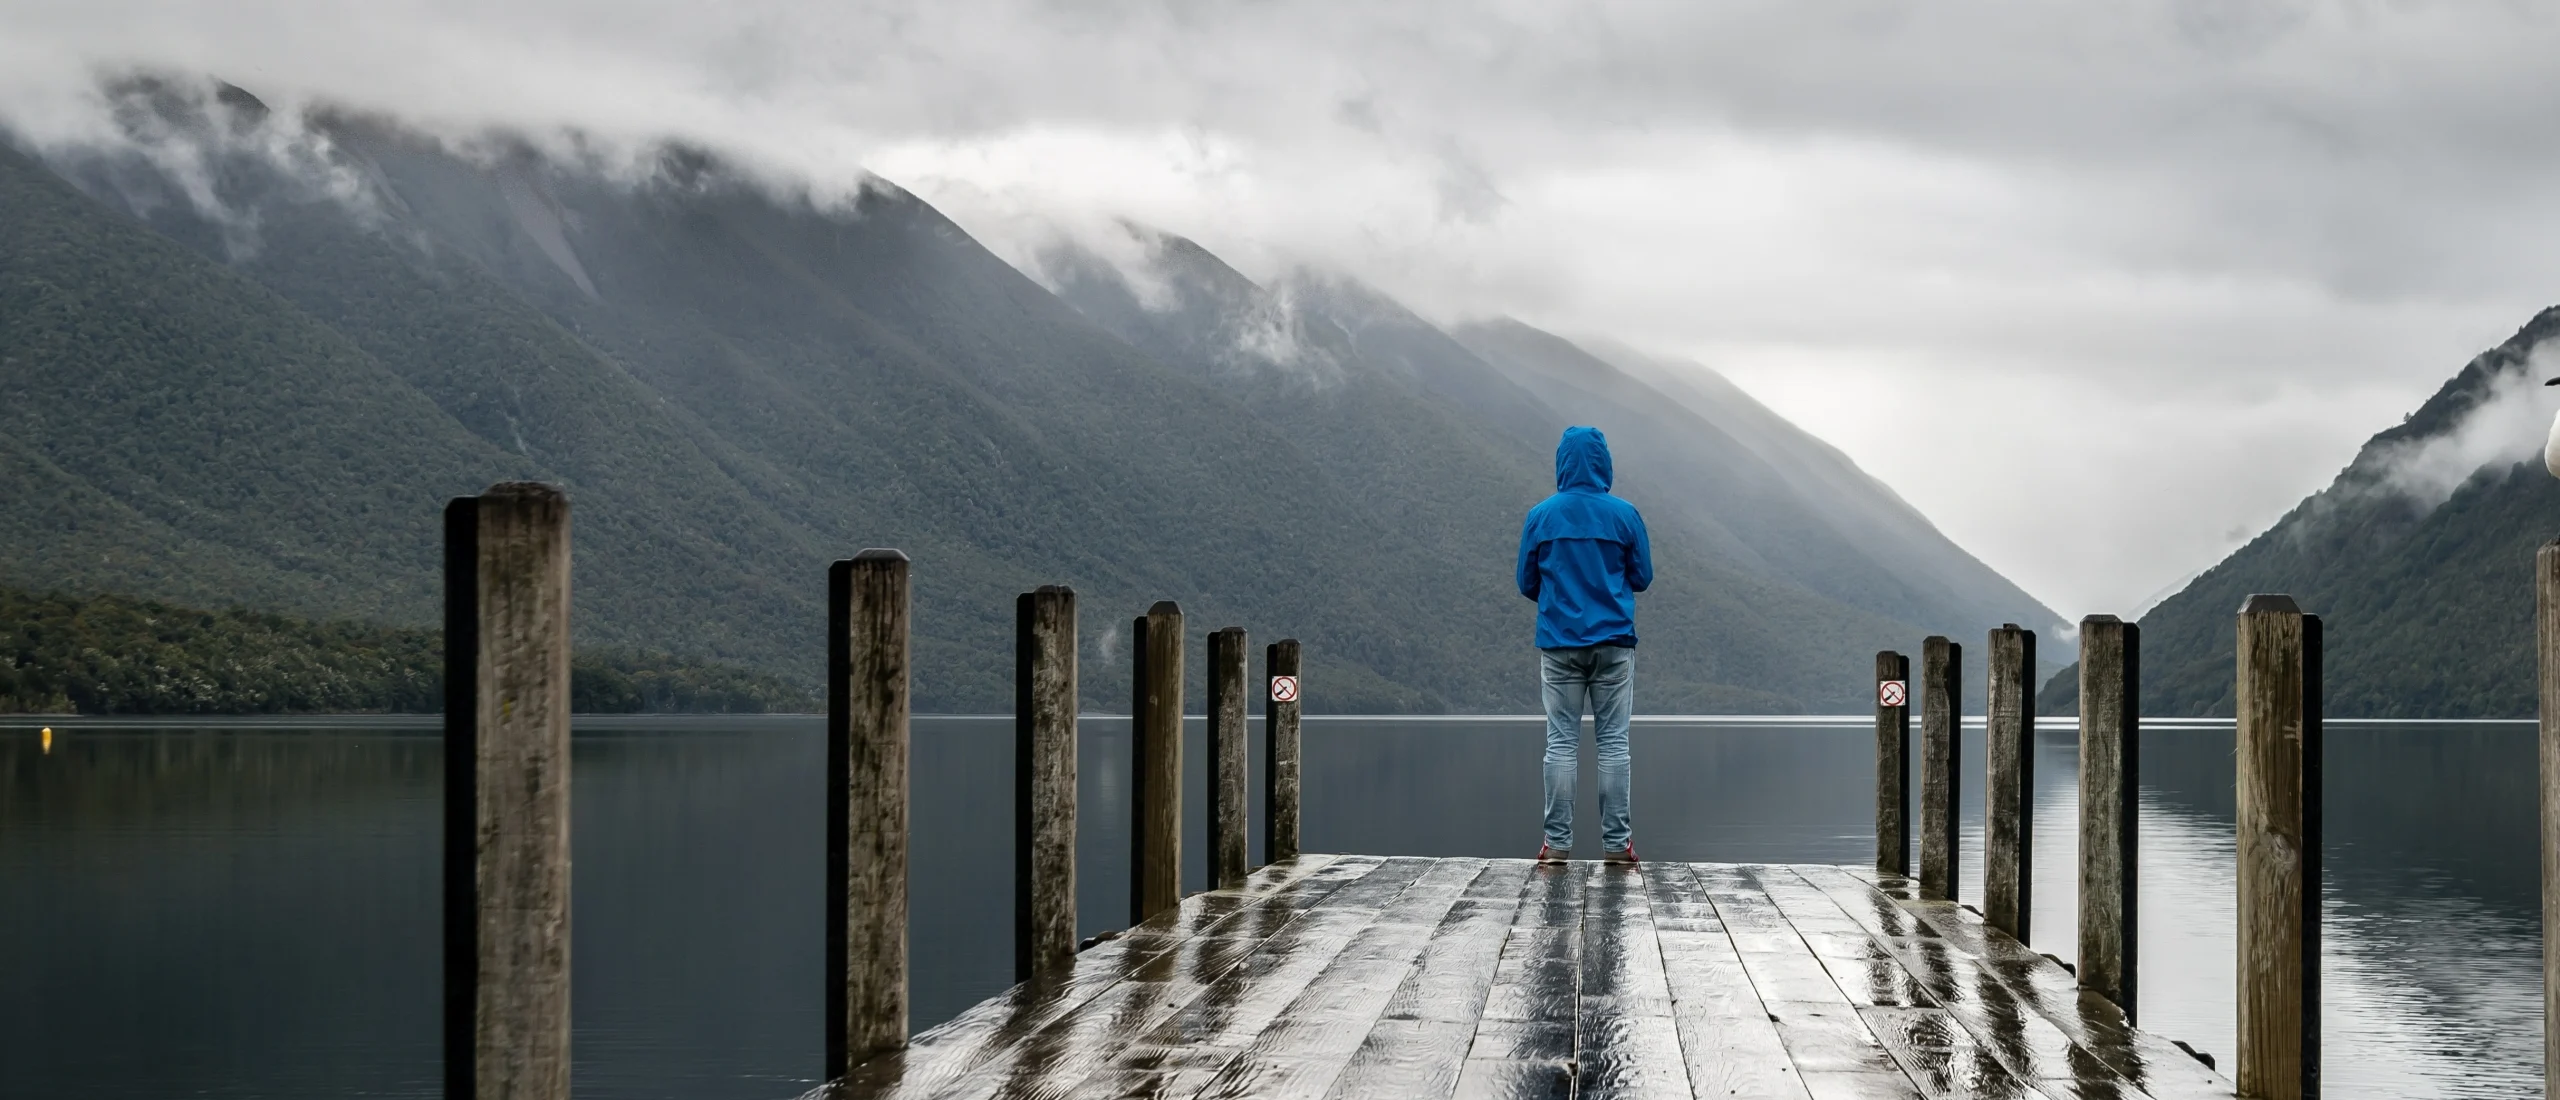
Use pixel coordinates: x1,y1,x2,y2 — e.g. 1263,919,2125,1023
1984,624,2036,941
1919,636,1962,901
1207,626,1250,889
2236,593,2320,1100
1264,639,1302,866
1015,586,1077,986
2079,614,2139,1020
1130,601,1184,924
1876,650,1911,877
827,550,910,1077
2538,542,2560,1100
443,482,573,1100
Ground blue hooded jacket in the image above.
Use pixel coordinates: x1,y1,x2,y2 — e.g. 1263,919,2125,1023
1517,427,1654,649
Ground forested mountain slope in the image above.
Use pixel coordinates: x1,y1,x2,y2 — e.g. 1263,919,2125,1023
1037,225,2061,711
2040,306,2560,717
4,77,2056,712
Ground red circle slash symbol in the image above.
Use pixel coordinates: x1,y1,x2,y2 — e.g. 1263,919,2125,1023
1270,676,1300,703
1878,680,1907,707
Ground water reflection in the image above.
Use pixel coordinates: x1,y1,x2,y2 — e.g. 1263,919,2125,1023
0,716,2540,1098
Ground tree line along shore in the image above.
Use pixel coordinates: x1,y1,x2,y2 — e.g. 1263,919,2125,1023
0,586,814,716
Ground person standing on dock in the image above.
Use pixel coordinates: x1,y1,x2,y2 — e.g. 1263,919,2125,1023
1517,426,1653,865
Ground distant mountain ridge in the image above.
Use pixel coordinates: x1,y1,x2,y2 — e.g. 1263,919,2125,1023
1037,223,2065,708
3,76,2058,712
2041,305,2560,717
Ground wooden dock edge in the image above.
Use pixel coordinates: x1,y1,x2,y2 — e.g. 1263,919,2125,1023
815,859,2237,1100
1834,864,2235,1098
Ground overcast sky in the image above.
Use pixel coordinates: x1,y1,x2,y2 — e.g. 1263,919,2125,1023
10,0,2560,618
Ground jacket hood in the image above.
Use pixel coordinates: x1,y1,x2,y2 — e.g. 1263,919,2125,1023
1554,426,1613,493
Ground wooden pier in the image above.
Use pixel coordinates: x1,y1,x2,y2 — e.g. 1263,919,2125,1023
823,858,2232,1100
427,483,2349,1100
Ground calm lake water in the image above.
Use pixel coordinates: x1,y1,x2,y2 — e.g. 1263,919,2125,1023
0,715,2538,1098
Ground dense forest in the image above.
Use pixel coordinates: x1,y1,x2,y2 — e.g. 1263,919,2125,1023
0,587,814,715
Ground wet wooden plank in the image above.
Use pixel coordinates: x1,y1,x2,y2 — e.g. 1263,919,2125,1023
1476,862,1585,1025
1455,862,1587,1098
1783,866,2168,1100
1791,867,1938,942
1858,1007,2047,1100
1796,1070,1926,1100
1040,861,1454,1100
1371,862,1532,1024
827,856,1357,1099
1765,1000,1903,1078
1829,868,2237,1100
1196,859,1483,1096
1756,870,1936,1010
1705,869,1857,1018
1449,1057,1574,1100
1315,1018,1477,1099
1578,865,1688,1099
1322,860,1523,1098
1650,862,1812,1100
950,859,1438,1100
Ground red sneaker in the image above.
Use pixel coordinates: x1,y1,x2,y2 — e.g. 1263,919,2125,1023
1535,844,1567,865
1604,844,1638,865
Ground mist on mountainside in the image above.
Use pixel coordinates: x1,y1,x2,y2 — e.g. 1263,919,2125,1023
1036,222,2064,678
5,75,2056,713
2041,308,2560,718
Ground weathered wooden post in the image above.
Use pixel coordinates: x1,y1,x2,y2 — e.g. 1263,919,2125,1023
827,550,910,1077
2079,614,2139,1019
1876,650,1911,877
1264,639,1302,866
1207,626,1250,889
1984,624,2036,941
1015,586,1077,986
2236,594,2320,1100
443,482,573,1100
2538,542,2560,1100
1919,636,1961,901
1130,602,1184,924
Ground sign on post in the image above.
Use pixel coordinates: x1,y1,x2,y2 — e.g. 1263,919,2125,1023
1879,680,1908,707
1270,675,1300,703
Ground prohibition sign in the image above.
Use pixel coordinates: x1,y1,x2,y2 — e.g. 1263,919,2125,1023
1270,675,1300,703
1878,680,1907,707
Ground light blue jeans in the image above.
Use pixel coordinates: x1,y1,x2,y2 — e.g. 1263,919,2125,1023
1541,645,1634,854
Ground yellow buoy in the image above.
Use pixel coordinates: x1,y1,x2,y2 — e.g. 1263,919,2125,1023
40,727,52,753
